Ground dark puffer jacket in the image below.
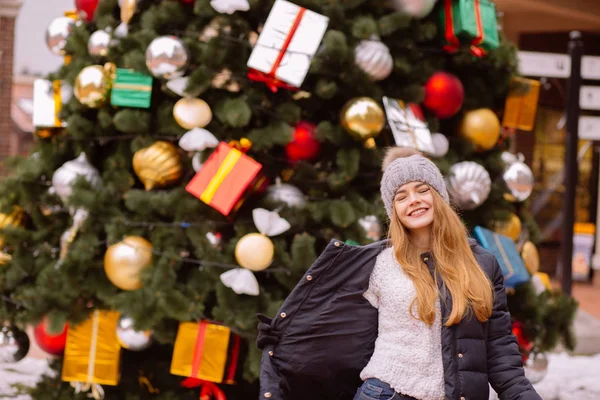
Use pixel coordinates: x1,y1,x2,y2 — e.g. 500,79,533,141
257,239,541,400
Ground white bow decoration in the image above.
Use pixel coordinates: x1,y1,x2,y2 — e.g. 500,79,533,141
253,208,291,237
178,128,219,152
220,268,260,296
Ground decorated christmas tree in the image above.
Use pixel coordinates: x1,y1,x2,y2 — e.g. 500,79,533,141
0,0,577,398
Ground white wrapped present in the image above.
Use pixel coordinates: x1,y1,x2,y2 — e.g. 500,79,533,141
33,79,71,128
247,0,329,91
382,96,435,154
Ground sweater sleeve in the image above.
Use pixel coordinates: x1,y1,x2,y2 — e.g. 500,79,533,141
486,255,542,400
363,261,380,309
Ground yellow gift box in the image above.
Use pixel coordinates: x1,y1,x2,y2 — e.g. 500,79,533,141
61,310,121,386
502,77,541,131
170,321,242,384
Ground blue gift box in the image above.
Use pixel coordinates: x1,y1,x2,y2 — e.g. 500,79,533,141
472,226,530,289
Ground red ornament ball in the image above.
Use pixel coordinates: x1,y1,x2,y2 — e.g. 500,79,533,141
424,72,465,119
285,121,320,163
75,0,100,22
33,318,68,356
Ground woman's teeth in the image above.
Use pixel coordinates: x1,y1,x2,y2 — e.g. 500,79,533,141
409,208,427,217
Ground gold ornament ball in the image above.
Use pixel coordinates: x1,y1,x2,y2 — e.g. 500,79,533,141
492,213,522,242
74,65,111,108
173,98,212,130
235,233,274,271
340,97,385,141
521,241,540,275
104,236,153,291
133,141,182,191
0,207,25,248
459,108,501,151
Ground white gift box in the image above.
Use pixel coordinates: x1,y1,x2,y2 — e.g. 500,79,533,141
382,96,435,154
33,79,70,128
247,0,329,89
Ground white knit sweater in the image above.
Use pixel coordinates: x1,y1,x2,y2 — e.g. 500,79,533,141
360,247,445,400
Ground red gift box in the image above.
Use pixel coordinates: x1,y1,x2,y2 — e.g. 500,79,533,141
186,142,265,216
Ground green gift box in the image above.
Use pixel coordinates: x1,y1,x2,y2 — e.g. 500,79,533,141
440,0,500,57
110,69,153,109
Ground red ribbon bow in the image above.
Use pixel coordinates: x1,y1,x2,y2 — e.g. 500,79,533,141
182,378,226,400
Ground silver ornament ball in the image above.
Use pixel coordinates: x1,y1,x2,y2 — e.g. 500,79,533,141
502,152,534,203
354,37,393,81
51,153,102,205
45,16,75,56
358,215,384,241
524,352,548,384
116,315,152,351
391,0,438,18
265,180,306,209
0,325,30,363
145,36,188,80
88,30,111,57
446,161,491,210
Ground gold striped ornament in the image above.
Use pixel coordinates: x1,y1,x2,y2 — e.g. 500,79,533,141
133,141,182,191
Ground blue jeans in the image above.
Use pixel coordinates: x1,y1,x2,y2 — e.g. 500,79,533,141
353,378,417,400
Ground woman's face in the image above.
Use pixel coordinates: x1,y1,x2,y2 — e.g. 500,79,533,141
394,181,435,232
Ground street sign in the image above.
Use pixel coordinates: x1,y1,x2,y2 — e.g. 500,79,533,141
518,51,571,78
582,56,600,80
579,116,600,140
580,86,600,110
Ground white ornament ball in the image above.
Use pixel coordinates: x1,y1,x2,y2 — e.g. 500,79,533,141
354,37,393,81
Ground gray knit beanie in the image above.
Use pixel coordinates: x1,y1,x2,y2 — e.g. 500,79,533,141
380,147,449,220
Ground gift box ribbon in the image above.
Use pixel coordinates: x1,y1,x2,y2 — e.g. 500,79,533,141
247,7,305,92
200,149,243,205
493,233,515,280
52,80,63,127
112,83,152,91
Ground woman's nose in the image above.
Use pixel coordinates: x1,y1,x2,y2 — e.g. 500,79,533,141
408,192,421,205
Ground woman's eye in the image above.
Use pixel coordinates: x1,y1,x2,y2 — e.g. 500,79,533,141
396,196,406,202
419,188,429,193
